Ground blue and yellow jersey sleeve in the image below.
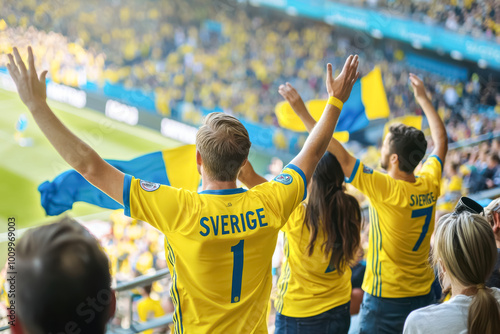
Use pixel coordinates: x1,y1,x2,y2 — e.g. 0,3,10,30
347,160,403,206
250,164,307,228
123,175,196,233
417,155,443,195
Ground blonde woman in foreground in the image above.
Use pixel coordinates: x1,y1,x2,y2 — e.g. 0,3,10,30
403,208,500,334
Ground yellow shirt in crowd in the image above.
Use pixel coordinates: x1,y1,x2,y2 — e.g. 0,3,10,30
124,165,306,333
276,203,352,317
347,156,442,298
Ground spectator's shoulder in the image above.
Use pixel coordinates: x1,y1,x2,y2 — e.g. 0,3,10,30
404,303,442,333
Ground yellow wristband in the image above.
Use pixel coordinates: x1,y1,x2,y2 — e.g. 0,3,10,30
327,96,343,110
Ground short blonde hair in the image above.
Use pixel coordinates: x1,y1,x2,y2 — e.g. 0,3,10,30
196,112,251,181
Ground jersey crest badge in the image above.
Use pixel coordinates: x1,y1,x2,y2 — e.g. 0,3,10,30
363,166,373,174
274,173,293,185
140,180,160,192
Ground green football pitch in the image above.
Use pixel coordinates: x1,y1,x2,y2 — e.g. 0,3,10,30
0,88,271,264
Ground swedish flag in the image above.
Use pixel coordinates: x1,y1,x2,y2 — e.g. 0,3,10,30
38,145,199,216
276,66,390,142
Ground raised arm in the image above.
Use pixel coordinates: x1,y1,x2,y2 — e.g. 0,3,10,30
288,55,359,182
238,160,267,188
409,73,448,164
279,82,357,179
7,47,124,204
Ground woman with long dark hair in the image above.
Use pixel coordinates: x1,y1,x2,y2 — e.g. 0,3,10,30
239,152,362,333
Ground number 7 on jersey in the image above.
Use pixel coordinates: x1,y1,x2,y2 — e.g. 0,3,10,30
411,207,434,251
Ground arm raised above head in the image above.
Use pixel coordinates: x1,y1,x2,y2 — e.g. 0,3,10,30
280,60,358,180
238,160,267,189
7,47,125,204
409,73,448,165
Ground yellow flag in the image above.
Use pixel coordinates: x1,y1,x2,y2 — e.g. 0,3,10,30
383,115,423,138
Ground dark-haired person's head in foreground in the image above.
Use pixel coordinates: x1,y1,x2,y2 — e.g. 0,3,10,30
381,123,428,174
11,217,115,334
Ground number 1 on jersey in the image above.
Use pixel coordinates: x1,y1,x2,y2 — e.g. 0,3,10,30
411,207,434,251
231,239,244,303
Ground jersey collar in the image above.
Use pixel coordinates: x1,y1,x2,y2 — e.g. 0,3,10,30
198,188,247,195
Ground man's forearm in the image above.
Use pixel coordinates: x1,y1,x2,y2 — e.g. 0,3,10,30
238,166,267,189
300,104,341,163
292,101,316,133
30,102,101,175
287,56,359,180
291,102,354,169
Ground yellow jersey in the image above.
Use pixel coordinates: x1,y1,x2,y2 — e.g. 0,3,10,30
123,165,306,333
137,296,166,334
276,203,352,317
437,175,462,211
347,155,442,298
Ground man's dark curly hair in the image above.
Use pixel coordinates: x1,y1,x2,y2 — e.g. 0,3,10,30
388,123,427,174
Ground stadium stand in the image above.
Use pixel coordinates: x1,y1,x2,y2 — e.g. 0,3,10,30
353,0,500,43
2,0,499,126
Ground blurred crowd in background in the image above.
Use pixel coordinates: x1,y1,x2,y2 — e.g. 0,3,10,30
349,0,500,43
0,0,499,195
1,1,499,121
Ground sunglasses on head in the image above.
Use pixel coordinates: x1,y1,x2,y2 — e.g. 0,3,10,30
454,197,484,216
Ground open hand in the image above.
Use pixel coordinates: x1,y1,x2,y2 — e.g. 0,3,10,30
409,73,429,100
326,55,359,103
278,83,303,106
7,46,48,110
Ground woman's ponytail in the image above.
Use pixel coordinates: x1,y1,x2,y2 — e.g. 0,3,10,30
468,286,500,334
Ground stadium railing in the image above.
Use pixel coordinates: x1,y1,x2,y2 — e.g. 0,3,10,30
448,131,500,151
107,268,173,334
470,187,500,203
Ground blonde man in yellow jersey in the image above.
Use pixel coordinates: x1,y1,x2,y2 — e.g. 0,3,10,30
287,74,448,333
7,47,360,333
240,152,362,334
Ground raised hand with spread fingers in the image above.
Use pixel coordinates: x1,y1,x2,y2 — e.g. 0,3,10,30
7,47,48,110
7,46,125,204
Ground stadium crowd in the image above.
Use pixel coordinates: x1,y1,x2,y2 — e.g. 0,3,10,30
2,0,499,196
1,1,500,333
2,0,499,125
358,0,500,43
